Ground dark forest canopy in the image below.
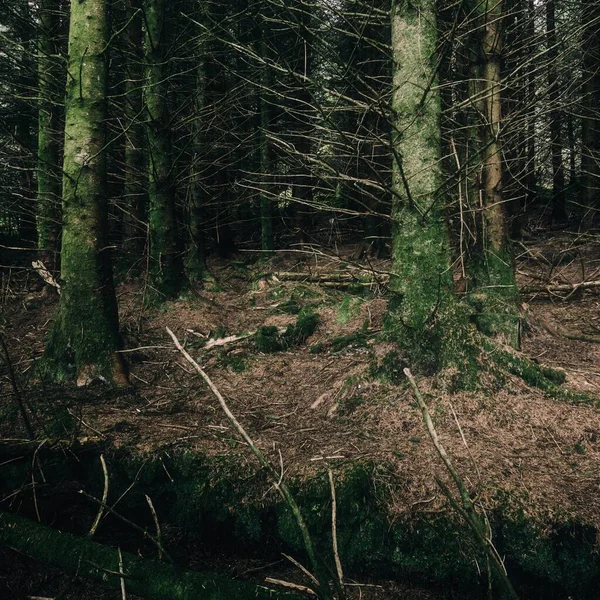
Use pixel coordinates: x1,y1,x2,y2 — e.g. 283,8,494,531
0,0,597,380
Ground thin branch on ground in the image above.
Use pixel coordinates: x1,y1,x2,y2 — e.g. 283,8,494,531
166,326,341,600
88,454,109,537
404,368,519,600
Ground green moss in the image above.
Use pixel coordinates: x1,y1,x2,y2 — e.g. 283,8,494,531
468,248,521,349
370,350,407,384
385,298,481,390
216,350,248,373
330,331,369,352
255,310,319,353
336,296,364,325
277,299,300,315
2,449,600,597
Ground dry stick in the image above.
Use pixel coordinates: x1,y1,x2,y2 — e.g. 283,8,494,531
79,490,172,563
31,440,46,523
145,495,163,560
282,553,319,588
0,333,34,439
166,327,336,600
328,469,344,586
520,279,600,295
118,547,127,600
403,368,519,600
265,578,317,596
89,454,109,537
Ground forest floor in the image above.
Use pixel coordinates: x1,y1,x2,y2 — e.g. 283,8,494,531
2,231,600,599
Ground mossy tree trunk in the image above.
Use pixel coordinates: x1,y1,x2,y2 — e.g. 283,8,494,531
388,0,477,381
43,0,128,386
468,0,520,348
12,0,37,248
37,0,63,272
145,0,184,298
546,0,567,223
525,0,536,209
581,0,600,223
122,0,147,263
258,12,274,252
186,0,209,285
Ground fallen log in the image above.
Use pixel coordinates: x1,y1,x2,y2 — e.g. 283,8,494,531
0,510,301,600
520,279,600,295
259,271,390,288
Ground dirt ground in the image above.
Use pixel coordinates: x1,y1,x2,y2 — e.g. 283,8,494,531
2,233,600,597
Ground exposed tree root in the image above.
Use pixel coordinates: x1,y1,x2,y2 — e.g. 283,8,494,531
484,341,599,405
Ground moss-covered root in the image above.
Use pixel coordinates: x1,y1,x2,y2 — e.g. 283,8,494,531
0,511,301,600
486,343,599,404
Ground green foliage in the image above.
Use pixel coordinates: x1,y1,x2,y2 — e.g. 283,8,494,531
255,310,319,353
216,350,248,373
336,295,364,325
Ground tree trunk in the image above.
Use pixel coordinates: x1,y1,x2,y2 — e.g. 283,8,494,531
122,0,146,262
546,0,567,223
0,511,300,600
37,0,63,272
42,0,128,386
388,0,476,382
525,0,536,209
580,0,600,223
259,25,274,252
469,0,520,348
145,0,184,298
186,0,217,285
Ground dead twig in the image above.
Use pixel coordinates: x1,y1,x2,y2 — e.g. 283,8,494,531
166,326,339,600
79,490,172,563
404,368,519,600
145,494,163,560
265,578,317,595
328,469,344,586
88,454,109,537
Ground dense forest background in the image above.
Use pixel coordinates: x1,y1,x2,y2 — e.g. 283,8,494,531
1,0,600,598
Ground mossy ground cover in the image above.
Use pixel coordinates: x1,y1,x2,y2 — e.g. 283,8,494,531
2,240,600,598
1,446,599,599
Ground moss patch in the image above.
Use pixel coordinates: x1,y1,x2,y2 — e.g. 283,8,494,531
255,310,319,353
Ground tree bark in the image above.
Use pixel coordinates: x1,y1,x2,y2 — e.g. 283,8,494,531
469,0,520,348
145,0,184,298
388,0,476,381
580,0,600,223
37,0,63,272
122,0,147,262
546,0,567,223
186,1,208,284
259,19,274,252
42,0,128,386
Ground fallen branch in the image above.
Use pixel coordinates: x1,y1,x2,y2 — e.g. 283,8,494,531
31,260,60,293
203,328,285,350
404,368,519,600
533,315,600,344
259,271,390,289
166,327,339,600
0,334,34,439
88,455,108,537
520,279,600,295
